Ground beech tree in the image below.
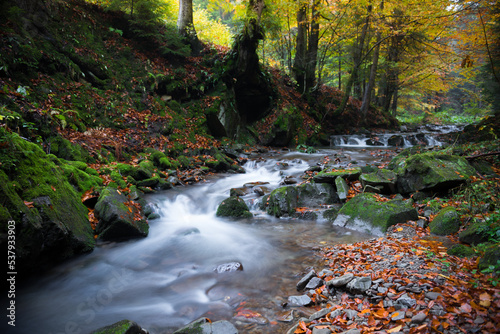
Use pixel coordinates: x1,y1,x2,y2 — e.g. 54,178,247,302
177,0,201,53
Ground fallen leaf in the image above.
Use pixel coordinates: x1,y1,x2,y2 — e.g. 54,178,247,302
24,200,34,208
388,325,402,333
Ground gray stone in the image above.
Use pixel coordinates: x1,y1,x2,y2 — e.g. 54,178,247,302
390,311,405,321
213,262,243,274
411,312,427,324
396,294,416,308
335,176,349,201
312,328,331,334
306,277,324,290
297,269,317,291
173,317,238,334
309,307,333,321
425,292,442,300
326,273,354,288
346,276,372,293
288,295,312,307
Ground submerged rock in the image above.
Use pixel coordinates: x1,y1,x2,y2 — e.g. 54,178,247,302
333,193,418,235
213,261,244,273
173,317,238,334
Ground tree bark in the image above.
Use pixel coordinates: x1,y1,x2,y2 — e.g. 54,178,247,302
177,0,201,54
305,0,320,92
361,1,383,121
293,0,308,94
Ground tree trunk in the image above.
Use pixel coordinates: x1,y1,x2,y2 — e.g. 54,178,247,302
177,0,201,54
361,1,383,121
305,0,320,92
336,5,371,115
293,1,308,94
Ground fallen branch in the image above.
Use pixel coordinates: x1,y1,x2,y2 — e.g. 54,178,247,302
465,151,500,161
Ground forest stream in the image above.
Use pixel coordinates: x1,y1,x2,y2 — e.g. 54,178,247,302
5,131,462,334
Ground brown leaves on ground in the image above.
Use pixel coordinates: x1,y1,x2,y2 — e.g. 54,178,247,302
296,223,500,334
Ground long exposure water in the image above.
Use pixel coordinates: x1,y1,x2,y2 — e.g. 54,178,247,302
6,147,403,334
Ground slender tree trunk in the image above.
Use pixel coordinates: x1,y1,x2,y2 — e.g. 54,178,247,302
293,0,308,94
336,5,371,115
177,0,201,54
361,1,383,120
338,46,342,90
305,0,320,92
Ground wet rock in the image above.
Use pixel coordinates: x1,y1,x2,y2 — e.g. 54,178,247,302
264,186,298,217
346,276,372,293
89,319,148,334
360,169,397,194
333,193,418,235
253,186,271,196
95,187,149,241
306,277,324,290
230,187,250,197
335,176,349,201
174,227,201,236
297,269,317,290
233,310,269,324
326,273,354,288
459,220,491,245
282,176,298,184
216,196,252,219
243,181,270,188
309,307,333,321
288,295,312,306
296,182,340,207
388,135,404,147
276,310,295,322
429,207,460,235
389,151,476,194
213,262,243,274
173,317,238,334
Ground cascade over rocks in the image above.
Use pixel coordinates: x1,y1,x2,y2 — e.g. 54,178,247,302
216,196,253,218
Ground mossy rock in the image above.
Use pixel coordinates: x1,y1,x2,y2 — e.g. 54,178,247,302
447,244,476,258
360,169,397,194
89,319,147,334
478,243,500,272
172,317,238,334
59,161,103,195
335,176,349,201
110,171,127,188
0,134,95,276
49,136,93,162
392,152,476,194
459,220,492,245
205,152,232,171
313,167,362,184
94,187,149,241
150,150,175,170
429,207,461,236
116,163,135,177
216,196,252,219
264,186,298,217
136,176,160,188
132,160,154,180
333,193,418,235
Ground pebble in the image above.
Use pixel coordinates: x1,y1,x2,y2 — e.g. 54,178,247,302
297,270,317,291
411,312,427,324
425,292,442,300
391,310,405,321
326,273,354,288
288,295,312,306
306,277,325,290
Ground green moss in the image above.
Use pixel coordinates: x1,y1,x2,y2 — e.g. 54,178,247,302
89,319,140,334
447,244,476,258
216,196,253,218
110,171,127,188
177,155,191,169
429,206,461,236
265,186,298,217
49,136,92,162
313,167,362,183
115,163,135,176
67,160,88,170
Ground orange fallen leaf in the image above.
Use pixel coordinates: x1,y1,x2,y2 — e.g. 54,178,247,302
24,200,34,208
388,325,402,333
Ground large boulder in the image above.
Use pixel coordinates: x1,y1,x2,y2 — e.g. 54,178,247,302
296,182,340,207
390,152,476,194
429,207,461,236
216,196,252,218
0,133,95,276
263,186,298,217
94,187,149,240
89,319,148,334
459,220,493,245
360,169,397,194
478,243,500,272
333,193,418,235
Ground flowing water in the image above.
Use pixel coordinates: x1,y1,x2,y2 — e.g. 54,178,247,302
6,129,452,334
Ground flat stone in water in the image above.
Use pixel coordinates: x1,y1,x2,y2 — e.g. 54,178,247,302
213,262,243,274
288,295,312,306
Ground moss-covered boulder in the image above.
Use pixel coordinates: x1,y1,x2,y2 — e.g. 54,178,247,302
94,187,149,240
216,196,252,219
313,167,362,184
335,176,349,201
478,243,500,272
89,319,148,334
447,244,476,258
206,152,233,171
360,169,397,194
263,186,298,217
391,152,476,194
0,133,95,276
132,160,155,180
429,207,461,236
459,220,495,246
333,193,418,235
